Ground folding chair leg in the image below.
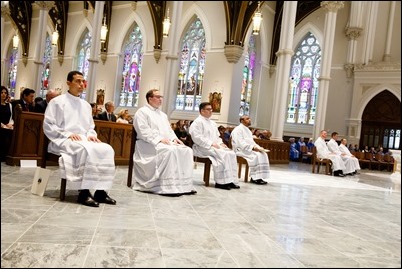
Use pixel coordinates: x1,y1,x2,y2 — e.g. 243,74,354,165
238,163,242,178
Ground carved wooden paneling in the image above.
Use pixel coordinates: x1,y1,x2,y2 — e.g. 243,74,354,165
7,114,133,166
254,139,290,164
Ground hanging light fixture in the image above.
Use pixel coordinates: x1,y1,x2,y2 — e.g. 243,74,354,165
52,24,59,47
100,16,108,43
162,8,171,38
252,2,263,35
12,31,19,49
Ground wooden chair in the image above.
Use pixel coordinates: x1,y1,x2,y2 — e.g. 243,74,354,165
186,134,213,186
228,137,250,182
41,133,67,201
311,146,332,175
300,145,313,164
383,154,396,172
237,156,249,182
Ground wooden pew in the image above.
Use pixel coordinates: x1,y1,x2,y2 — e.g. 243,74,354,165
6,106,133,166
253,139,290,164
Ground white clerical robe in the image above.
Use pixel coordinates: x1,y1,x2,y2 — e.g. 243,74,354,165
230,124,270,180
314,137,346,172
339,143,361,171
327,139,355,174
43,92,115,190
189,115,238,184
133,104,194,194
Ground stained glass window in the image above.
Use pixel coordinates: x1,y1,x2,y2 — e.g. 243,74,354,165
39,34,52,98
175,17,206,111
118,23,143,107
7,42,18,99
239,35,256,116
286,32,321,124
76,28,91,99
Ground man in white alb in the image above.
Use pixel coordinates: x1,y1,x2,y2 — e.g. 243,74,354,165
133,89,196,196
189,102,240,190
231,115,270,185
43,70,116,207
338,137,361,174
315,130,346,177
327,132,358,175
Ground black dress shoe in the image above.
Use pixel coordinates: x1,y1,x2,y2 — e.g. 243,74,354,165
183,190,197,195
94,190,117,205
159,193,183,197
228,182,240,189
250,178,267,185
334,173,345,177
215,183,231,190
77,190,99,207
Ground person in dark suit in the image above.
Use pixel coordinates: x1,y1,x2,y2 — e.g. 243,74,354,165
34,89,60,113
12,88,35,112
98,101,117,122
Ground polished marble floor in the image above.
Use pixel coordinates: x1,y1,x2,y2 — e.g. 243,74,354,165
1,161,401,268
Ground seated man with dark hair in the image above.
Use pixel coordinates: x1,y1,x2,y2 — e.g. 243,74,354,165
43,70,117,207
231,115,270,185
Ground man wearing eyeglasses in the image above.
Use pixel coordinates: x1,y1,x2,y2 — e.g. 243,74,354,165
189,102,240,190
133,89,196,196
43,70,117,207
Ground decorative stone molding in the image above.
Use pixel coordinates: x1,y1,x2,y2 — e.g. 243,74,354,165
224,45,243,64
275,49,294,57
154,48,162,63
34,1,55,10
100,51,107,64
344,63,354,78
131,2,137,11
320,1,344,12
22,55,28,66
354,61,401,71
269,65,276,78
1,3,10,17
345,27,363,40
57,54,64,65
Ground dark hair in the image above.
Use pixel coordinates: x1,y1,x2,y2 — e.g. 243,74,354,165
145,89,158,103
90,102,96,108
67,71,84,82
331,132,338,137
1,86,9,97
22,88,35,97
35,96,43,103
199,102,211,112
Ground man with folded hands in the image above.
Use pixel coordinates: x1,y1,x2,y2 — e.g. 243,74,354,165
189,102,240,190
133,89,196,196
231,115,270,185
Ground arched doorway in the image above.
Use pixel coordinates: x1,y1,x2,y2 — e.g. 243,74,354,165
360,90,401,151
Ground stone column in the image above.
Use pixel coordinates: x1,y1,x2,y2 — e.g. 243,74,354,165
34,1,55,95
1,2,11,85
362,1,378,64
312,1,344,140
383,1,396,62
86,1,105,103
162,1,183,116
269,1,297,141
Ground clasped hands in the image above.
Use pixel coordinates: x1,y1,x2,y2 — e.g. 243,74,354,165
160,138,184,145
69,134,101,143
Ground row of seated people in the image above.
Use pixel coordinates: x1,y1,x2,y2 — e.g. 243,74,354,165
4,71,276,207
39,71,272,207
289,137,315,162
170,119,273,149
